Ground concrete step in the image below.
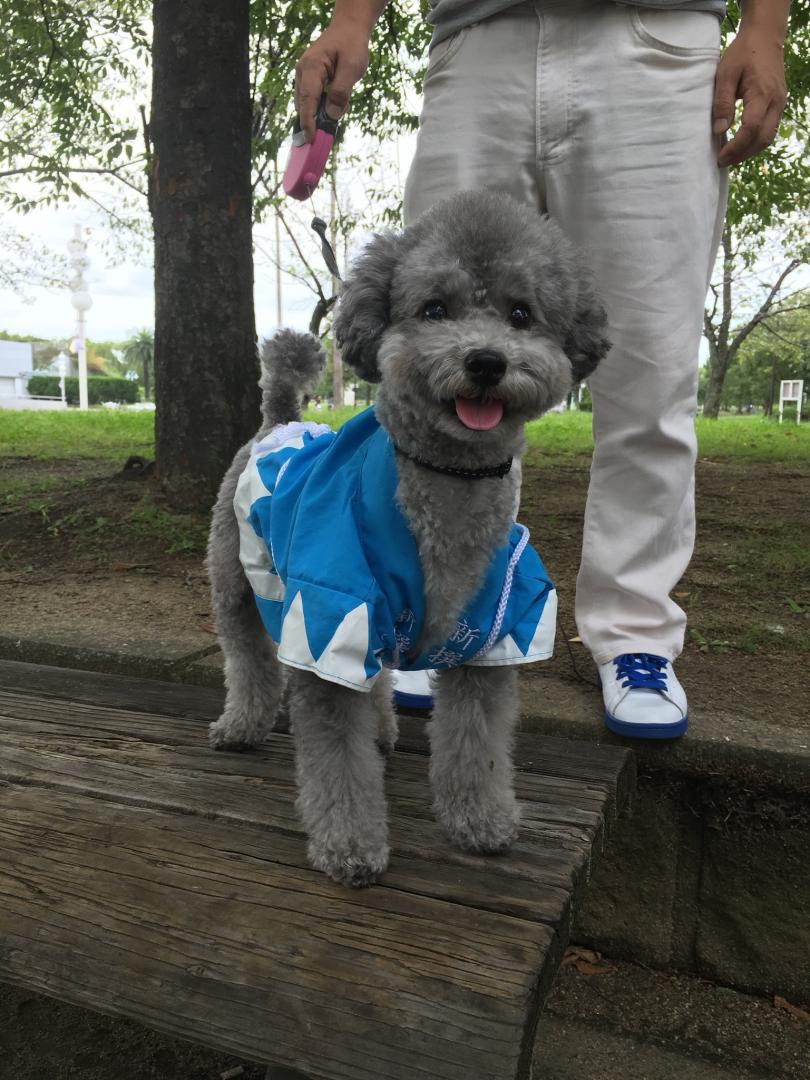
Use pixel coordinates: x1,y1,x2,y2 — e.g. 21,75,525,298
535,957,810,1080
515,667,810,1008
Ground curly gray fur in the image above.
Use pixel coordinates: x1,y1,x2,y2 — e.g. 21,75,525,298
259,328,324,430
208,190,610,887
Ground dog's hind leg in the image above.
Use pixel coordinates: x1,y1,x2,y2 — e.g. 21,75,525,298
429,665,520,853
371,669,398,756
208,450,283,751
288,668,390,886
208,588,283,750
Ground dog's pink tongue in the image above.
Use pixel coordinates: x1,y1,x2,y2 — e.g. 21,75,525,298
455,397,504,431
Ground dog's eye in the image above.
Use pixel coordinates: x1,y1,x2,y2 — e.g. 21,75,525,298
423,300,448,322
509,304,532,330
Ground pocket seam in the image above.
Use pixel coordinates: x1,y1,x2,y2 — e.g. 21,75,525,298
629,8,720,57
425,26,470,79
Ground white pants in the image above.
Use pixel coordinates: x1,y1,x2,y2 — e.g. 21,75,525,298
404,0,727,664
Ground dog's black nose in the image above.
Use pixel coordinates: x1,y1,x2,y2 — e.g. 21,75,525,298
465,349,507,386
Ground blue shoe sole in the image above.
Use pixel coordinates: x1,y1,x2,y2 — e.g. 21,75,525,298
604,710,688,740
393,690,434,711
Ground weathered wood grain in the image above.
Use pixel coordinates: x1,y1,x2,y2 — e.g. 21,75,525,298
0,660,635,806
0,666,634,1080
0,658,226,721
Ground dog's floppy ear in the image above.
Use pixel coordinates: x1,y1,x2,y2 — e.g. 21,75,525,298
334,230,401,383
564,278,611,384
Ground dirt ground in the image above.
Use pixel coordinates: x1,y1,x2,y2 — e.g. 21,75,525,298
1,448,808,723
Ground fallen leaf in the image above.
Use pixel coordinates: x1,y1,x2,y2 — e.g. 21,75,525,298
562,946,618,976
200,621,216,635
774,996,810,1024
568,635,582,643
673,591,690,598
112,561,156,572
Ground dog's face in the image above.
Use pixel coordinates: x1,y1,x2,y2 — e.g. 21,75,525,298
334,190,610,450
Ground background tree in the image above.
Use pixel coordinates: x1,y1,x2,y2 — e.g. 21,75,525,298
0,227,68,299
702,294,810,412
122,328,154,400
150,0,259,511
2,0,428,507
702,1,810,416
0,0,149,212
702,226,807,418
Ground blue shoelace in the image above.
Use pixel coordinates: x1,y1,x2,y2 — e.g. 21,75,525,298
614,653,668,692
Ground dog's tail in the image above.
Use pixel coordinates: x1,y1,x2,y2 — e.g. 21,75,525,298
259,329,325,429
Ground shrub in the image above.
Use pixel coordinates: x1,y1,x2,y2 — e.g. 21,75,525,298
27,375,139,405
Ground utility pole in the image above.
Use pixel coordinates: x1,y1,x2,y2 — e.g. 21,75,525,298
330,164,343,408
274,160,283,328
67,225,92,410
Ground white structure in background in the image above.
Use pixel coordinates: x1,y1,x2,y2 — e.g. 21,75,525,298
779,379,803,423
0,341,67,410
67,224,92,411
0,341,33,404
56,351,69,406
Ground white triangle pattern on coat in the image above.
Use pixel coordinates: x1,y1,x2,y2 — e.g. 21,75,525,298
277,589,377,692
233,457,285,603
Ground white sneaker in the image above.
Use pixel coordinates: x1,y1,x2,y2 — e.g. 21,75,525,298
599,654,688,739
391,668,435,710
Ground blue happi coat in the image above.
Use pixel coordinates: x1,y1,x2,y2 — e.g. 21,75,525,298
235,407,557,692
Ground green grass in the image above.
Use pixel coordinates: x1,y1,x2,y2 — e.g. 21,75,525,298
527,411,810,462
302,404,367,429
0,409,155,462
2,406,809,465
694,415,810,462
120,498,209,555
525,411,595,456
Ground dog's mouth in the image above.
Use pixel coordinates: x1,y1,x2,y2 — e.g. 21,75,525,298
453,396,504,431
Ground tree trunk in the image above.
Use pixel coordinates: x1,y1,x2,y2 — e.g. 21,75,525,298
143,355,151,402
765,353,778,416
702,356,727,419
151,0,259,511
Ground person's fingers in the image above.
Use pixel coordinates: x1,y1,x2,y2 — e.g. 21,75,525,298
294,53,332,142
721,102,782,165
324,47,369,120
324,78,351,122
718,94,768,167
712,59,740,136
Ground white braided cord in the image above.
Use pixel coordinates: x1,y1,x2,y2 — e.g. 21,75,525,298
472,524,530,660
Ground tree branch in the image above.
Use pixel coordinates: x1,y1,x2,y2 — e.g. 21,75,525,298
728,258,802,356
276,208,327,304
0,163,147,196
760,321,807,349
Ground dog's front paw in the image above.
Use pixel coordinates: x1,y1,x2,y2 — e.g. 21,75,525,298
308,839,391,888
435,796,520,855
208,711,262,752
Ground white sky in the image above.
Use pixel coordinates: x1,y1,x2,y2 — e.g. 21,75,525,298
0,126,419,346
1,125,803,359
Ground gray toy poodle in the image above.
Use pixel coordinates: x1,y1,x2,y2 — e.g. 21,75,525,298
207,189,609,887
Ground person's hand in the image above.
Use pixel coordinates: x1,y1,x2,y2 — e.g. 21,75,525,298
294,20,371,142
713,27,787,167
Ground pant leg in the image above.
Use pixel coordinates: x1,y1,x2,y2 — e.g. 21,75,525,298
537,4,727,663
403,2,543,226
403,1,727,665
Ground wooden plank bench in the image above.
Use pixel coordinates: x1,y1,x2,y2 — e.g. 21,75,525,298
0,659,634,1080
